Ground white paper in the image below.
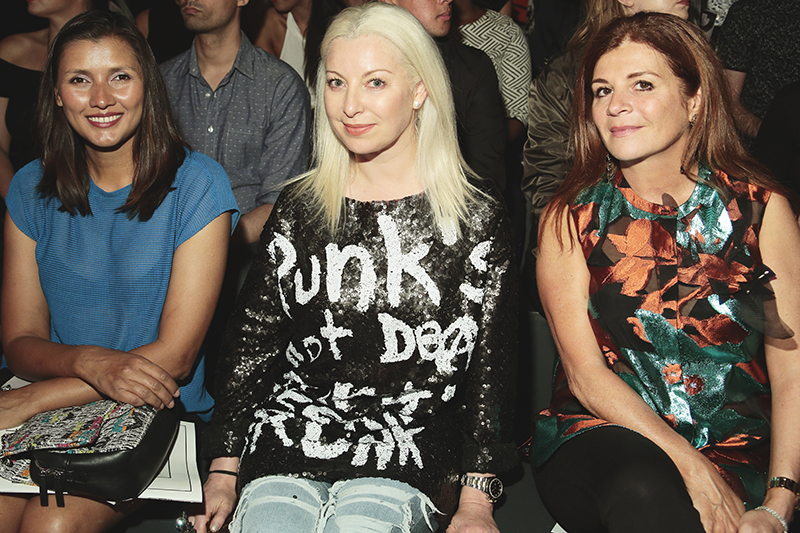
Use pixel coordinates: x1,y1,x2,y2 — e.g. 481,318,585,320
0,377,203,503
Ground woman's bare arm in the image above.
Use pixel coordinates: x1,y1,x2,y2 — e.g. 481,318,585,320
1,212,230,420
538,207,744,532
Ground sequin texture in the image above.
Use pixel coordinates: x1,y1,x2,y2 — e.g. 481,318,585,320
533,165,781,505
203,182,519,516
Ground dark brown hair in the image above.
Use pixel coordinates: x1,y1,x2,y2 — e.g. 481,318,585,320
544,12,788,237
36,10,188,221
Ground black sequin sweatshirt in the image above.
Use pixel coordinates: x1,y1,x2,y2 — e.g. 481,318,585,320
202,183,519,516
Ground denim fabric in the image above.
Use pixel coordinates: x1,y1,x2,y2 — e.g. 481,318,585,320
229,476,439,533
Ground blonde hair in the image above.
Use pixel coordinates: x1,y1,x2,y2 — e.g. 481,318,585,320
291,1,481,234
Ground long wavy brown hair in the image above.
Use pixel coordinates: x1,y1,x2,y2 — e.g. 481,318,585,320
543,12,790,242
36,10,188,221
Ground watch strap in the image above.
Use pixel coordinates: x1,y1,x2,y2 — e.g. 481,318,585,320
769,476,800,510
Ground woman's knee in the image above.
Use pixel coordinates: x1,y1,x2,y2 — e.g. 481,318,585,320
232,476,329,533
324,478,437,533
18,494,131,533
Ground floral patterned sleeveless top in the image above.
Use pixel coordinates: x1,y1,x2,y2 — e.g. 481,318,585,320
533,164,782,505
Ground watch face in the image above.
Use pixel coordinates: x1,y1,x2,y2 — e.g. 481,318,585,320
487,477,504,499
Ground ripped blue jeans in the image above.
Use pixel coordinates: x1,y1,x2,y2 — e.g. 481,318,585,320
228,476,440,533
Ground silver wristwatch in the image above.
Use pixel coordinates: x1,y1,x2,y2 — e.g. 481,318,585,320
459,474,504,503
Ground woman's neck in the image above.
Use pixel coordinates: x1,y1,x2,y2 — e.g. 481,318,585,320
347,147,422,202
621,156,698,207
86,146,136,193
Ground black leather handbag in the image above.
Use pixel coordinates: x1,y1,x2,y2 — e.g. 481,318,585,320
1,400,179,507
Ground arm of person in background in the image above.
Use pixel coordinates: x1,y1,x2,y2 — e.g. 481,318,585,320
0,97,15,199
537,206,746,533
520,53,575,234
135,8,149,38
0,211,231,429
725,69,761,139
230,70,310,245
497,12,531,144
738,194,800,533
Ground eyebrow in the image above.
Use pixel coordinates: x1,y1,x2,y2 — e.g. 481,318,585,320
325,69,394,77
591,70,663,84
63,66,138,75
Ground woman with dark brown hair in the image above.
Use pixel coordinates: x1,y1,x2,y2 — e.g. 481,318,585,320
533,12,800,533
0,11,238,531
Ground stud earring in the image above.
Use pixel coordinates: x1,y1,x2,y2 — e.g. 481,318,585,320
413,101,421,109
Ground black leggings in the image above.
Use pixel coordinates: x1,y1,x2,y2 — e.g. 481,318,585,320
532,426,705,533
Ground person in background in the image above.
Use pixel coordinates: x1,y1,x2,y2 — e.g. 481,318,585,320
0,11,238,530
534,12,800,533
252,0,312,79
753,80,800,198
384,0,508,191
453,0,531,144
0,0,108,198
162,0,309,249
715,0,800,140
161,0,310,383
192,4,518,532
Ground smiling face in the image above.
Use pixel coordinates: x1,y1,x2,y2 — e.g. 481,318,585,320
391,0,452,37
55,37,144,157
324,35,427,163
617,0,690,19
591,40,700,170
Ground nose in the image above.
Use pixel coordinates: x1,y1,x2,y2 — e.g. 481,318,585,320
441,0,453,5
606,89,631,116
343,87,362,118
90,81,115,109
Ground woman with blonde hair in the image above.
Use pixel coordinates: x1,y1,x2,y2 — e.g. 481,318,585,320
534,12,800,533
194,3,518,533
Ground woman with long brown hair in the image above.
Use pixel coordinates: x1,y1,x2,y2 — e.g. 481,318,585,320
0,11,238,531
533,12,800,533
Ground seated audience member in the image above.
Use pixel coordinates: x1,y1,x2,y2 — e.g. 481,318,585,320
162,0,310,373
191,4,518,533
716,0,800,139
453,0,531,143
526,0,581,77
0,11,238,530
521,0,689,308
252,0,311,78
162,0,309,250
706,0,736,30
251,0,349,96
0,0,106,198
384,0,507,191
754,80,800,197
534,12,800,533
134,2,194,64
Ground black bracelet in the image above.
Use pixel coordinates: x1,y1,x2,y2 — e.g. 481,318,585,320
208,470,238,478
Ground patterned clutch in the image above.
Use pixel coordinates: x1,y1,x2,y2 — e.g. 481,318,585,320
0,400,179,506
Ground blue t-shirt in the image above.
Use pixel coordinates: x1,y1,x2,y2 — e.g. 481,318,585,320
5,150,240,416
